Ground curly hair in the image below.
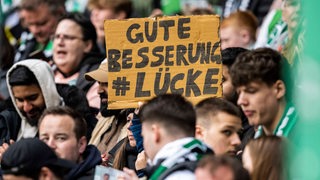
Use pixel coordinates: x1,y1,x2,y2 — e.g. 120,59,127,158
230,48,292,87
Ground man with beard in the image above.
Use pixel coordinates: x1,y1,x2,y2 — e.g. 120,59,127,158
85,59,128,162
4,60,63,140
221,47,255,156
0,59,63,156
0,60,96,158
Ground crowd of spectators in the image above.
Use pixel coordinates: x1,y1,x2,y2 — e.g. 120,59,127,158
0,0,301,179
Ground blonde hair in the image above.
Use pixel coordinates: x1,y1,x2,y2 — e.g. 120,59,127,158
221,11,258,41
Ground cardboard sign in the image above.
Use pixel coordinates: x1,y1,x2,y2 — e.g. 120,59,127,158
105,15,222,109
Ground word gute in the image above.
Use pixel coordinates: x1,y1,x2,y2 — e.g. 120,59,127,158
126,17,191,43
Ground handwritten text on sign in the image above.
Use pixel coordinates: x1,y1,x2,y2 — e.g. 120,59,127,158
105,15,222,109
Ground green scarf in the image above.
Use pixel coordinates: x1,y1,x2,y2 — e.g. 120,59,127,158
267,10,288,51
255,102,297,138
150,139,208,180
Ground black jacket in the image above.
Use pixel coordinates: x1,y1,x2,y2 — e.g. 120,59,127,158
75,52,103,95
65,145,102,180
0,108,20,145
56,84,97,140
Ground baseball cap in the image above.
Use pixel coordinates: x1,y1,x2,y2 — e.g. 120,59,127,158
1,138,75,177
85,59,108,83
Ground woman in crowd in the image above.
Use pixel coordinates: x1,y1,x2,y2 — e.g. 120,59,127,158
52,12,103,110
109,109,139,170
195,155,250,180
242,136,284,180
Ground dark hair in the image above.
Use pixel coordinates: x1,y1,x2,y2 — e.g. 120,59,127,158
195,97,241,127
0,26,14,69
140,94,196,137
113,0,132,18
45,164,70,179
190,8,214,15
56,84,97,140
19,0,65,15
246,136,283,180
198,155,250,180
221,47,248,68
230,48,292,90
59,12,100,53
56,84,90,116
8,65,39,86
39,106,87,140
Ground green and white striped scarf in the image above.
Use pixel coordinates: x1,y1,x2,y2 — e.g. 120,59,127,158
255,102,297,138
266,10,288,52
149,138,208,180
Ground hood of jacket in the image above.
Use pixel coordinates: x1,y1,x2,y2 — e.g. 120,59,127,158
6,59,63,139
66,145,102,179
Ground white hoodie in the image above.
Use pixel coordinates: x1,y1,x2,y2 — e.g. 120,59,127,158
6,59,63,140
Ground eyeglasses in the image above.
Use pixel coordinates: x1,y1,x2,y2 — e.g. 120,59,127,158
51,34,84,41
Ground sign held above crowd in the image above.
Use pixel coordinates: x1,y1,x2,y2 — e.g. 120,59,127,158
105,15,222,109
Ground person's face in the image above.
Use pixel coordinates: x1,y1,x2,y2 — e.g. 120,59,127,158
242,147,253,174
222,65,237,104
236,81,283,128
12,84,45,126
220,26,248,50
103,174,110,180
141,122,157,160
127,112,136,147
212,166,234,180
202,112,242,156
20,4,58,45
39,114,86,163
195,166,214,180
90,8,121,41
282,0,300,30
53,19,92,74
98,82,109,116
195,166,234,180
